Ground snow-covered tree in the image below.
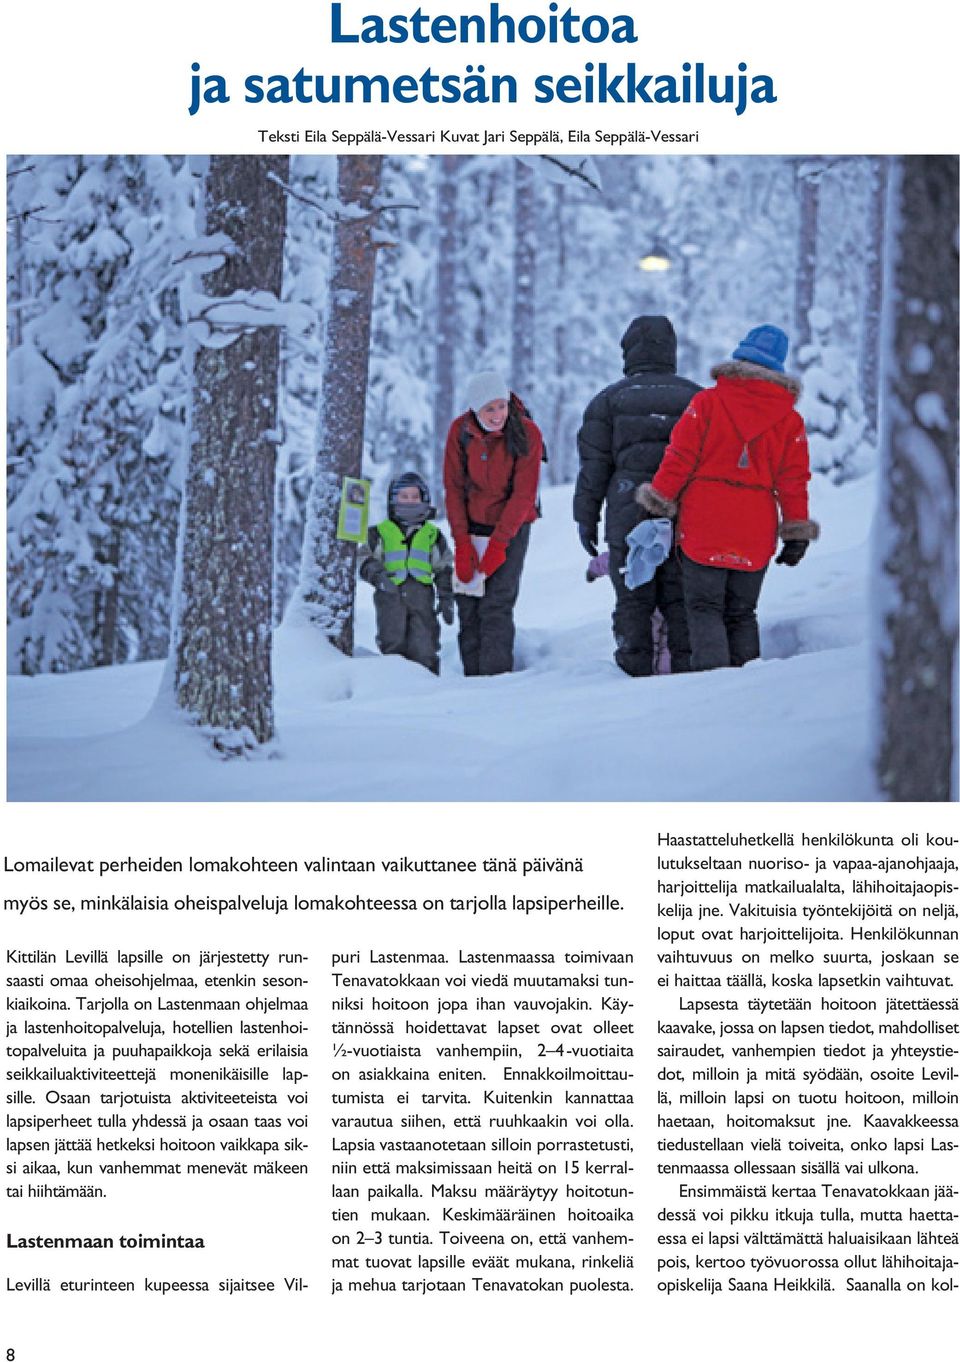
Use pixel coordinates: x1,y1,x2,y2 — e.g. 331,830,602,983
7,155,193,673
800,308,869,483
793,159,823,357
795,161,874,481
290,155,384,657
273,158,336,622
512,159,537,406
365,156,433,492
434,154,461,466
874,156,958,800
860,157,891,444
458,159,512,376
174,155,288,751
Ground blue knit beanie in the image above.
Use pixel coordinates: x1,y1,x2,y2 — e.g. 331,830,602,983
732,325,789,373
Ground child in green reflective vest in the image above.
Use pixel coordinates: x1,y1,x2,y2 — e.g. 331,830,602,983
358,472,455,675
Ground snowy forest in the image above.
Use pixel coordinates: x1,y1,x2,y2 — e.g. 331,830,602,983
6,153,958,801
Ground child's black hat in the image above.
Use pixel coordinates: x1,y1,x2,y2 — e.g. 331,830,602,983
388,470,431,504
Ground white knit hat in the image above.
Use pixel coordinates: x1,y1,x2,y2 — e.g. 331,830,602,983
464,370,509,414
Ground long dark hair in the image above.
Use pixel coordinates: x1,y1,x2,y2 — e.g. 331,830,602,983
504,393,530,459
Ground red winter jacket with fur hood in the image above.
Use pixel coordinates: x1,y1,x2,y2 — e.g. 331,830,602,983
638,360,818,572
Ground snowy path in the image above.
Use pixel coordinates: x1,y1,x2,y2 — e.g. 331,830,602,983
7,482,879,802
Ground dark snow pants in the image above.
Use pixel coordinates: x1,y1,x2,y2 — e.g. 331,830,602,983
374,581,441,675
680,552,767,671
607,544,692,677
456,523,531,677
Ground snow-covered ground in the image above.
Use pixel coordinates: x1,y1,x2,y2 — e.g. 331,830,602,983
7,479,879,802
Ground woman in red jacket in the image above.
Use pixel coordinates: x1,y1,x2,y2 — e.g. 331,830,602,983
442,371,543,676
638,326,819,671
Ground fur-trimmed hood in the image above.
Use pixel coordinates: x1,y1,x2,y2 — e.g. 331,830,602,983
709,360,801,445
710,359,802,397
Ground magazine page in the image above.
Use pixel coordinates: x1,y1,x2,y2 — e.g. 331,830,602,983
3,5,958,1362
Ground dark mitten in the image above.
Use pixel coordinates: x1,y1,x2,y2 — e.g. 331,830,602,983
376,572,401,593
775,540,808,567
439,597,455,626
577,523,599,557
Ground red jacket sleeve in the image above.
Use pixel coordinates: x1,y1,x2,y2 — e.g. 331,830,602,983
492,420,543,544
442,419,470,545
773,413,812,525
650,393,708,505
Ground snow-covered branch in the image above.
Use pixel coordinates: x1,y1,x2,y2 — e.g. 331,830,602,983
168,233,238,275
7,205,63,226
267,172,418,227
183,286,314,349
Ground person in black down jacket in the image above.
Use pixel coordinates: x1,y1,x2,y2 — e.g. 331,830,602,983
574,315,700,676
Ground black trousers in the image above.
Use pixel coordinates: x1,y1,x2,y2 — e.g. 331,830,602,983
607,544,692,677
374,581,441,675
456,523,531,676
680,552,767,671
